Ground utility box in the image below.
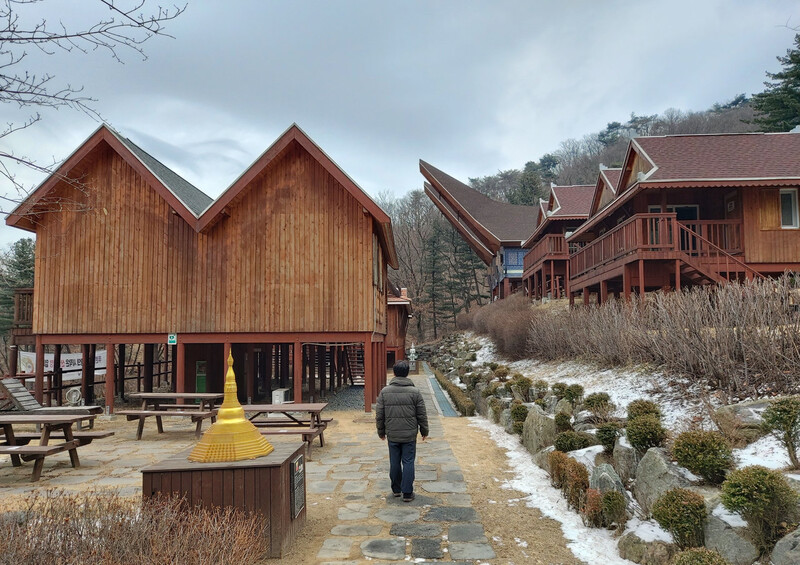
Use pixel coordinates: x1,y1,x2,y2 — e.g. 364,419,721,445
272,388,290,404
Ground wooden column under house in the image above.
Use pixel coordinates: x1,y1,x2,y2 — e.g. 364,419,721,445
6,123,399,412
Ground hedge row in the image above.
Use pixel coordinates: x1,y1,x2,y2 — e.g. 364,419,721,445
433,368,476,416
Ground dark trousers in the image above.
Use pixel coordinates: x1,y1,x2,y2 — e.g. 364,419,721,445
388,440,416,495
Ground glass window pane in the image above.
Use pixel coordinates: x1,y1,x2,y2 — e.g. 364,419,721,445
781,191,796,227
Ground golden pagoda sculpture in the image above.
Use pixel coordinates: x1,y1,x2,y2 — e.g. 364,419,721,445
188,351,274,462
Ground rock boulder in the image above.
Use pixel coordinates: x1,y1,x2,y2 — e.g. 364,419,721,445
617,531,677,565
633,448,692,514
522,405,557,455
772,527,800,565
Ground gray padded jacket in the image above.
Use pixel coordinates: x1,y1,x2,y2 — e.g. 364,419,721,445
375,377,429,443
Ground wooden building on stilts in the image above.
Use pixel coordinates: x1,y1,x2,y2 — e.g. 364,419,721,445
6,123,399,412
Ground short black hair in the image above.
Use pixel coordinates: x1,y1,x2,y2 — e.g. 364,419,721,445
393,360,410,377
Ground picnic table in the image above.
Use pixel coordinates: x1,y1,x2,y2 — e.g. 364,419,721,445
242,402,330,456
0,413,113,481
117,392,224,440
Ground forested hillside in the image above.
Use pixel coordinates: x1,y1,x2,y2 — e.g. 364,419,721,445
384,97,767,344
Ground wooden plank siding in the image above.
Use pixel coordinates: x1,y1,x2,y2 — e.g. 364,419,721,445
744,186,800,264
31,140,386,336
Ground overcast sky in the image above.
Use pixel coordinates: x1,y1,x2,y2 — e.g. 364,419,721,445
1,0,798,246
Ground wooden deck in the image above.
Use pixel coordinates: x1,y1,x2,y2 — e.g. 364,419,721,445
566,214,760,300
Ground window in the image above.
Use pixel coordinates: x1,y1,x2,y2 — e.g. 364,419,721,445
780,189,799,229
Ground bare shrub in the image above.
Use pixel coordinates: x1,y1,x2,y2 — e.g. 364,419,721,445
522,276,800,398
0,490,269,564
470,293,533,359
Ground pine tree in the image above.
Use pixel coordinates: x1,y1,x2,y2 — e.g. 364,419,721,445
751,34,800,132
0,238,35,373
508,161,545,205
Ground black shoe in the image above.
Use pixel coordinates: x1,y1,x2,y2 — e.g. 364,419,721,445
392,493,401,498
402,493,415,502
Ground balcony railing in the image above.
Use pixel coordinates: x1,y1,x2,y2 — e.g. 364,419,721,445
13,288,33,329
569,214,745,278
523,234,569,271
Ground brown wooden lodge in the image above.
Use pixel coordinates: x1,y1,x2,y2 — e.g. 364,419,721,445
424,132,800,305
7,124,406,412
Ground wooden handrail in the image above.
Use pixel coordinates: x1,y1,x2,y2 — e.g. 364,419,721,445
524,234,568,271
676,223,764,281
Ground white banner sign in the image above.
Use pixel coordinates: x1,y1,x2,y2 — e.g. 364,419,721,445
18,349,107,377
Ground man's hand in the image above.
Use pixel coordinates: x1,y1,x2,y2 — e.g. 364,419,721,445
421,436,428,442
379,435,386,441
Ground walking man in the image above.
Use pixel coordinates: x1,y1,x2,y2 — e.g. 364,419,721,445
376,360,428,502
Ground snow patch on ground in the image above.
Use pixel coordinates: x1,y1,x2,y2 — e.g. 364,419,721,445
467,333,708,430
712,503,748,528
470,416,637,564
734,434,789,470
625,517,673,543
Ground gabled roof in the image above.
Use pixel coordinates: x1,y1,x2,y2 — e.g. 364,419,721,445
570,132,800,241
419,160,539,251
587,167,623,220
7,123,398,269
522,184,593,247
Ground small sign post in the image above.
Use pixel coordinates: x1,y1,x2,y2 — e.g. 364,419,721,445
167,333,177,345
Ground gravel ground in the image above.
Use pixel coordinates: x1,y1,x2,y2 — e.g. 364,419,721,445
323,385,365,411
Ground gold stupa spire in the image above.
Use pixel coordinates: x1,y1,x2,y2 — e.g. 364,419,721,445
188,351,273,462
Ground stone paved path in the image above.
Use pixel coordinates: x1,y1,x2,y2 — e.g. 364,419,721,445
312,367,496,564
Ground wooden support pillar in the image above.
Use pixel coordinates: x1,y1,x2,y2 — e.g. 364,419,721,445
583,289,590,306
246,344,256,403
600,280,608,304
623,263,632,301
293,341,303,403
550,260,555,298
143,344,154,393
364,337,373,412
105,342,115,413
81,345,90,404
9,344,17,378
262,345,271,399
170,345,177,392
639,259,646,304
569,291,575,307
280,344,290,388
176,342,186,395
34,335,44,404
53,344,62,406
117,344,126,401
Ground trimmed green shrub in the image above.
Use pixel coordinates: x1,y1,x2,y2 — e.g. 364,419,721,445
469,352,477,362
671,548,731,565
596,422,622,454
433,368,475,416
551,382,568,400
506,375,533,401
512,421,525,435
626,414,667,452
532,379,549,399
582,488,603,527
487,362,499,371
555,412,573,433
548,450,570,488
672,430,733,485
652,488,706,549
510,404,529,422
721,465,799,555
534,398,546,410
627,399,662,422
564,458,589,510
554,431,597,452
487,397,502,423
494,365,510,382
482,381,502,398
601,490,628,532
762,396,800,469
584,392,615,421
564,384,584,405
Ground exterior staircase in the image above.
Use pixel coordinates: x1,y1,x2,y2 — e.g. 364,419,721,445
345,345,365,386
675,223,763,286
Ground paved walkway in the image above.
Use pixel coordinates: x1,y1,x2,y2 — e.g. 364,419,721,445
311,366,496,564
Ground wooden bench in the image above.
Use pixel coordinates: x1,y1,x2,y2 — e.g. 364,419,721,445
0,378,103,430
1,430,114,447
259,426,325,457
0,441,81,481
116,409,217,440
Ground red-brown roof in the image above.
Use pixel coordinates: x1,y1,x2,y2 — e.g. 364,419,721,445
600,168,621,191
420,160,539,245
550,184,594,218
635,132,800,182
